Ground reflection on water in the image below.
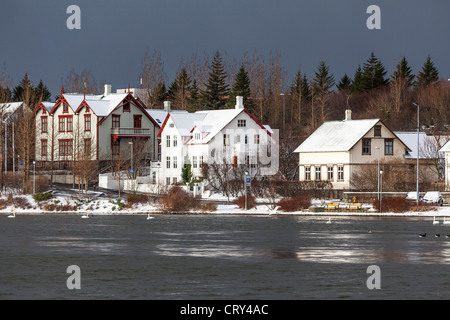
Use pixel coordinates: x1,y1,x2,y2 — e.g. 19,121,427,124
1,215,450,299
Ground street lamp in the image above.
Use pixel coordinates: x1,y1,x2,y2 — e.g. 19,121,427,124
244,171,248,210
128,141,133,178
33,160,36,194
412,102,420,206
379,168,383,213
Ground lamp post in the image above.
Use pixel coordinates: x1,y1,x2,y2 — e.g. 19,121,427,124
375,146,381,200
128,141,133,178
244,171,248,210
379,168,383,213
33,160,36,194
157,162,160,195
412,102,420,206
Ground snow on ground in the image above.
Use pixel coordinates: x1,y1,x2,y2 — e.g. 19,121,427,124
0,191,449,217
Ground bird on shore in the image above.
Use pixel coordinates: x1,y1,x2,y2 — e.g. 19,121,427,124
81,213,89,219
419,233,427,238
147,214,154,220
433,216,439,224
435,234,440,238
7,212,15,218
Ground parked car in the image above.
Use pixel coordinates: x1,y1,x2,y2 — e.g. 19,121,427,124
421,191,443,206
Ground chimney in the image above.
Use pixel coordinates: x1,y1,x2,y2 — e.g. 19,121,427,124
104,84,112,97
235,96,244,109
164,101,171,112
345,109,352,121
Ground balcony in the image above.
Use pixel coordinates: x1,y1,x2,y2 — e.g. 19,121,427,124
111,127,151,140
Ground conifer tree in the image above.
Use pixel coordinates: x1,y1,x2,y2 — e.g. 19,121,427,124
415,54,439,88
169,67,191,109
312,61,335,122
226,65,253,110
201,50,229,109
35,80,52,102
337,74,352,92
361,52,389,91
351,65,364,93
391,56,414,87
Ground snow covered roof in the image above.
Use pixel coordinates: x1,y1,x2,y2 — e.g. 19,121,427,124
41,102,54,112
394,131,444,159
440,140,450,153
146,109,188,127
0,102,23,115
294,119,381,153
170,112,207,137
62,92,129,116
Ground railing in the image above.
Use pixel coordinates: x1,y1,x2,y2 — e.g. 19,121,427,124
111,127,151,136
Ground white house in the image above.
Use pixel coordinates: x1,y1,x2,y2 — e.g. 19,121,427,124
155,96,278,186
294,110,410,190
440,140,450,190
35,85,160,171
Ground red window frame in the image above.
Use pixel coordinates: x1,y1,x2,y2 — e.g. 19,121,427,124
41,116,48,133
59,139,73,156
112,115,120,128
133,115,142,128
85,114,91,131
59,117,65,132
41,139,47,159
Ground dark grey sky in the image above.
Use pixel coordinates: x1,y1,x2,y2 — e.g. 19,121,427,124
1,0,449,99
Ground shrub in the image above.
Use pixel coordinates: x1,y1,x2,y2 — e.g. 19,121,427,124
126,193,149,206
0,199,6,210
196,201,218,212
110,198,124,211
372,197,412,213
159,185,195,213
278,196,311,212
33,192,53,202
233,194,256,209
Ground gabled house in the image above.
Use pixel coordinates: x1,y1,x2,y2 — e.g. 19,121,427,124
293,110,411,190
440,140,450,191
156,96,278,186
35,85,160,171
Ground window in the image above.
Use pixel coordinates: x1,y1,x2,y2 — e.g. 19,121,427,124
362,139,371,155
133,115,142,128
166,177,171,185
41,139,47,159
58,117,65,132
63,103,69,113
223,134,230,146
194,133,201,140
172,177,177,185
305,167,311,181
41,117,48,133
337,166,344,181
152,172,156,184
166,156,171,169
166,135,171,147
315,166,321,181
200,156,203,165
238,119,246,127
385,139,393,155
374,125,381,137
112,140,120,156
84,115,91,131
193,156,198,169
59,139,73,157
169,123,174,128
173,135,178,147
245,135,248,144
327,166,333,181
254,134,260,145
66,116,73,132
123,99,130,112
112,115,120,128
84,138,91,157
235,135,241,144
173,156,178,169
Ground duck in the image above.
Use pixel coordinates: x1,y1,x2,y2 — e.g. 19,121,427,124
446,235,450,239
419,233,427,238
435,234,440,238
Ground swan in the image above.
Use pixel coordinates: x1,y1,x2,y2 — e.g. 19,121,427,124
269,206,279,215
433,216,439,224
7,212,15,218
326,217,331,224
444,217,450,225
147,214,154,220
81,213,89,219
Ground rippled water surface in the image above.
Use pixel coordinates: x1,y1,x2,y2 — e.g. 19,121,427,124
1,214,450,299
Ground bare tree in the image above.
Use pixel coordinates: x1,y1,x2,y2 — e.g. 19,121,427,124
140,48,166,107
0,64,12,191
64,68,99,94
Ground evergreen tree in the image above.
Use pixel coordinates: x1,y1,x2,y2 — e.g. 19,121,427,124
312,61,335,122
361,52,389,91
337,74,352,91
35,79,52,101
153,81,167,105
391,56,414,87
301,74,311,101
351,65,364,93
201,50,229,109
415,54,439,88
12,73,33,102
226,65,253,110
187,79,202,111
169,67,191,109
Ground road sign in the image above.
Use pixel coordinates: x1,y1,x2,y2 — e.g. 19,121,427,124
246,176,251,186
